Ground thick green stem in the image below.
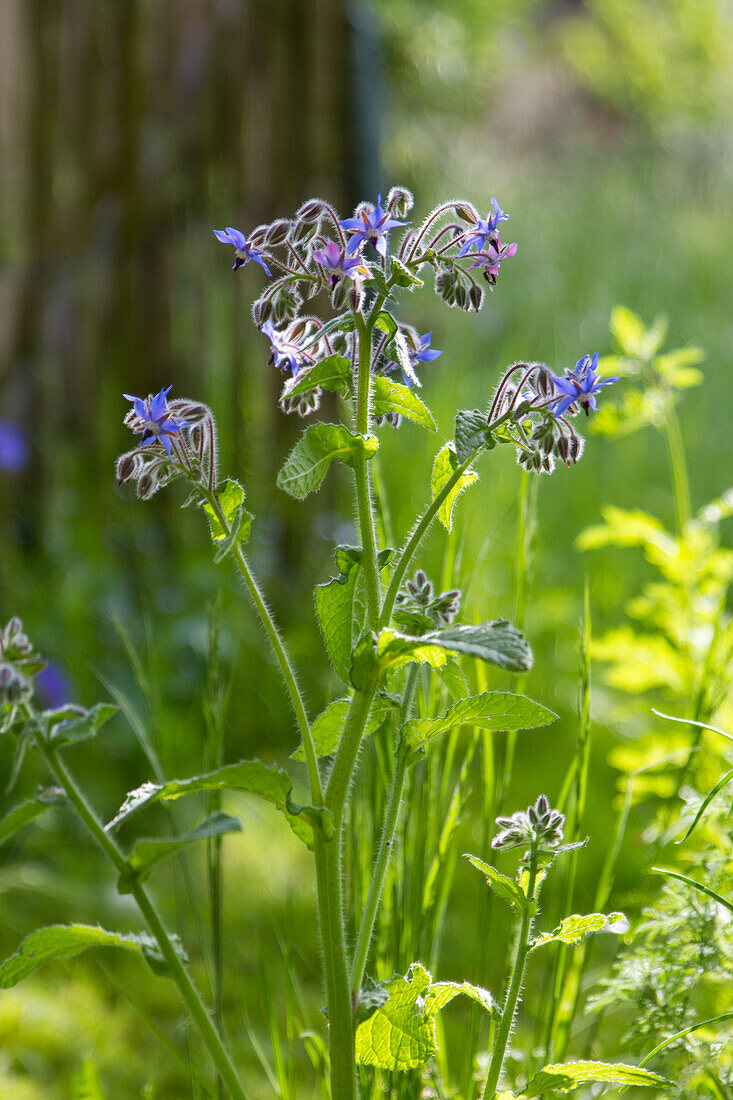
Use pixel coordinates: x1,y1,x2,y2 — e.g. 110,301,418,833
350,667,419,996
354,313,381,629
203,488,323,808
32,731,248,1100
380,449,480,627
482,850,540,1100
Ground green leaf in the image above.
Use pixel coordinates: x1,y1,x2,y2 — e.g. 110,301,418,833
314,546,368,682
465,854,527,914
454,409,491,463
390,256,423,288
521,1060,670,1096
424,621,533,672
0,789,65,845
373,377,436,430
203,478,253,557
424,980,499,1019
655,346,704,390
435,660,470,701
49,703,118,747
287,354,352,396
0,925,164,988
432,443,478,530
297,312,354,352
532,912,627,950
403,692,555,757
107,760,332,849
374,310,398,339
292,694,398,760
71,1061,107,1100
118,812,242,892
276,424,378,500
355,963,436,1070
610,305,667,360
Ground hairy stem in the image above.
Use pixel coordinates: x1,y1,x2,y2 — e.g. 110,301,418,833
354,313,381,629
482,849,540,1100
380,449,480,627
350,666,420,997
32,731,248,1100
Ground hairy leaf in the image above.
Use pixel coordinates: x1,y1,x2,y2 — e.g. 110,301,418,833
276,424,378,500
532,912,627,950
292,694,398,760
373,377,436,430
119,812,242,892
0,925,163,988
374,310,398,339
454,409,491,463
522,1060,669,1096
355,963,435,1070
49,703,118,747
465,855,526,914
424,980,499,1019
425,621,532,672
431,443,478,531
287,354,352,396
0,789,65,845
314,546,367,682
107,760,332,848
390,257,423,288
403,692,556,756
203,478,253,556
435,660,470,700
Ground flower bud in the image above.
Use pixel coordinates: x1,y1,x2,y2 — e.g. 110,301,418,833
454,283,468,311
468,284,484,312
264,219,291,246
330,278,349,311
116,452,139,483
296,199,327,223
348,284,365,313
252,295,275,327
281,388,322,418
289,218,316,245
247,225,268,247
534,366,554,397
272,283,302,324
455,202,478,225
386,186,414,218
555,434,570,463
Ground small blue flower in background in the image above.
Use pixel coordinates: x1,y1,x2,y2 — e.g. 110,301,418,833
213,227,272,276
261,321,302,377
385,332,442,388
458,196,508,256
467,238,518,280
550,352,619,417
340,195,410,258
0,420,29,472
312,240,370,287
36,663,72,709
123,386,183,454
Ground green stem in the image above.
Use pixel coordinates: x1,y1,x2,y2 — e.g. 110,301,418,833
482,849,540,1100
32,731,248,1100
662,399,691,535
380,449,480,627
203,488,323,808
354,313,381,629
350,666,420,997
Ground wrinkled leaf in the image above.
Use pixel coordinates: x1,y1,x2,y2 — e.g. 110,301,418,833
355,963,435,1070
0,925,164,988
390,257,423,288
287,354,352,396
49,703,118,747
432,443,477,531
424,979,499,1019
532,912,627,950
454,409,491,463
522,1060,669,1096
203,479,251,547
107,760,332,848
119,812,242,892
426,621,532,672
292,694,398,760
403,692,556,757
0,788,65,845
314,546,367,682
276,424,378,500
373,377,436,430
465,854,526,914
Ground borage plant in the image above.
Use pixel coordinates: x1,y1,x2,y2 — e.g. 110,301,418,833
0,190,658,1098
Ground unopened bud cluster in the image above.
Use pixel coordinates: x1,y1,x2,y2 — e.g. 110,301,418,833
492,794,565,853
394,570,461,635
0,617,42,705
117,393,219,501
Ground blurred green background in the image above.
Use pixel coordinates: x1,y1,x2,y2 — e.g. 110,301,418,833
1,1,732,1096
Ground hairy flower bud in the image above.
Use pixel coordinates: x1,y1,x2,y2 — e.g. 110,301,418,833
534,366,554,398
289,218,316,245
330,278,349,311
454,283,468,311
468,284,484,312
116,451,139,483
296,199,327,223
455,202,479,225
247,225,268,248
281,389,321,418
252,295,275,327
272,283,302,324
348,284,365,313
264,219,291,246
386,186,414,219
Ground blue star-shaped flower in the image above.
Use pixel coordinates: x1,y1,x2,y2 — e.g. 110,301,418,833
261,321,302,377
340,195,410,258
549,352,619,417
458,196,508,256
312,239,370,286
213,227,272,276
385,332,443,388
123,386,183,455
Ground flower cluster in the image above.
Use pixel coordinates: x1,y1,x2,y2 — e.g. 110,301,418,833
393,570,461,635
492,795,565,853
0,617,43,707
117,389,217,500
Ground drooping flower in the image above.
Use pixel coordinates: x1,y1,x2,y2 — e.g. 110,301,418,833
340,194,410,258
413,331,442,366
261,321,303,378
213,227,272,276
123,386,183,455
458,196,508,256
0,420,29,472
312,239,370,287
467,237,517,282
382,331,443,389
549,352,619,417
